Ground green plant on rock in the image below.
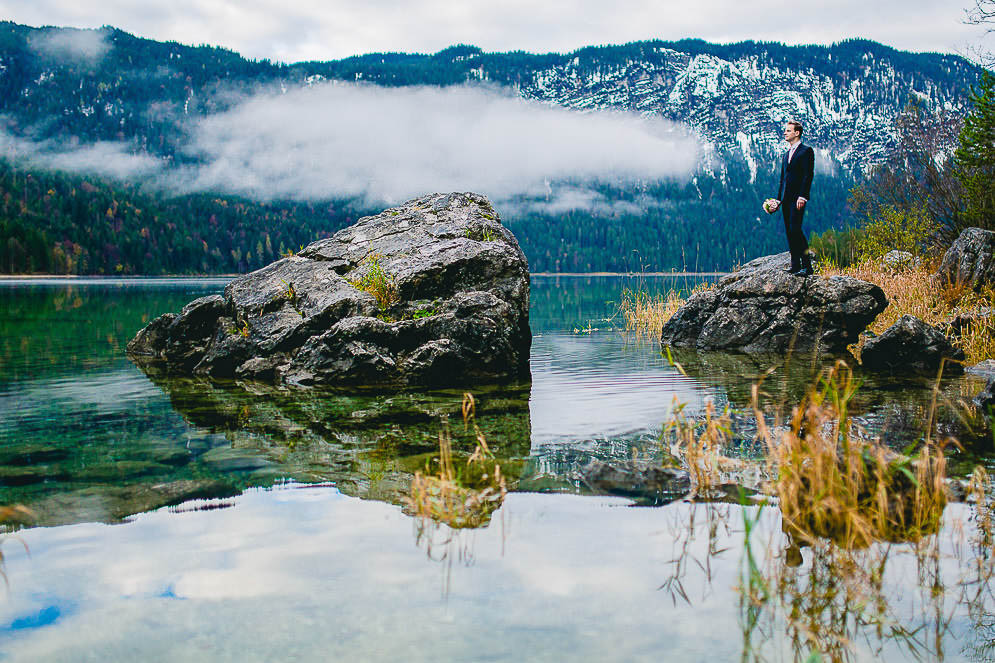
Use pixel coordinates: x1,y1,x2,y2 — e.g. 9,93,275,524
349,252,399,313
411,308,436,319
464,225,498,242
278,279,305,318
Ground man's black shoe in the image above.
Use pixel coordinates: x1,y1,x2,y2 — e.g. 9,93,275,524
796,254,814,277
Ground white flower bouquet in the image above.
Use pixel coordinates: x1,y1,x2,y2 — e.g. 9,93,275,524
762,198,779,214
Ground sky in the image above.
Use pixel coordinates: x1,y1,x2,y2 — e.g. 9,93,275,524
1,0,991,63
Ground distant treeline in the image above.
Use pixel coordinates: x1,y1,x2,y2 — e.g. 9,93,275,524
0,160,356,274
1,156,858,275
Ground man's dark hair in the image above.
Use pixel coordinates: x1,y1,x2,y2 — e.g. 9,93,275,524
787,120,804,136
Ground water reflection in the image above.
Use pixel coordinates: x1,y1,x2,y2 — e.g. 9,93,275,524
669,347,993,452
3,276,995,660
3,277,994,530
0,278,731,526
1,485,993,662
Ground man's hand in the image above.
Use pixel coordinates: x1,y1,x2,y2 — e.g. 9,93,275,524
796,198,807,211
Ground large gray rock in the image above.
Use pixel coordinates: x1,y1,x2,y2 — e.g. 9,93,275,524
860,315,965,374
660,253,888,354
128,192,531,387
936,227,995,291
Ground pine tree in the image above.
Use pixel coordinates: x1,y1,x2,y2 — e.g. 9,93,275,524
954,71,995,229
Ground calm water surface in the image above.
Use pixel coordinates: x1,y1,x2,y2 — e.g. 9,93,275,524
1,276,994,661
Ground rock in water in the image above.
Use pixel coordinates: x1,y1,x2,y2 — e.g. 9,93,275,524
660,253,888,353
580,459,690,505
128,192,531,387
860,315,964,374
937,227,995,291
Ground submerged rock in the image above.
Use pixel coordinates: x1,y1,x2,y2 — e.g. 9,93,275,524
860,315,964,374
580,459,690,505
660,252,887,354
936,227,995,291
974,376,995,411
128,192,531,387
967,359,995,377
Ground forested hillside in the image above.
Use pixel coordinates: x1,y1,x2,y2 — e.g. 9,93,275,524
0,160,349,274
1,157,860,274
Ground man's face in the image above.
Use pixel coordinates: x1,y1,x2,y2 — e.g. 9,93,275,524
783,124,800,143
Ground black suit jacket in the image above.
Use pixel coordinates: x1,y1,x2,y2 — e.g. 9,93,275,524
777,143,814,202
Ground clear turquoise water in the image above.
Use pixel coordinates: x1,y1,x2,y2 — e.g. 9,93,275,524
0,276,993,661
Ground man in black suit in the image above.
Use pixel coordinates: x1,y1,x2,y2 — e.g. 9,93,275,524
771,120,815,276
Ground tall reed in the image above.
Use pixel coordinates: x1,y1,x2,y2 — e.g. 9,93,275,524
405,393,507,532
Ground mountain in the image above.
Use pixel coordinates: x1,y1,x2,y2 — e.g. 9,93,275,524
0,22,985,273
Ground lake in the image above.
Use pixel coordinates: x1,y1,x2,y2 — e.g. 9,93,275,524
1,276,994,662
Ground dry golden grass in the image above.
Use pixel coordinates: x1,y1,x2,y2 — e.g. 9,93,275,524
0,505,33,589
618,282,715,337
660,358,994,662
663,359,952,548
767,362,948,547
820,259,995,364
664,400,732,498
405,394,507,531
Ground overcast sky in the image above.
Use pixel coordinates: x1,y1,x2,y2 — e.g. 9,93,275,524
1,0,991,63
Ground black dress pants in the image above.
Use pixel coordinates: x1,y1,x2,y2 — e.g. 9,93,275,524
781,198,808,262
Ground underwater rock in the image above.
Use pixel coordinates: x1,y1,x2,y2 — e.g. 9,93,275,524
23,479,241,527
973,375,995,411
967,359,995,377
860,315,964,374
580,459,690,505
936,227,995,291
128,192,531,387
660,252,887,354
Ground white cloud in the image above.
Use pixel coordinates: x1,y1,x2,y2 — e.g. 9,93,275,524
42,142,163,180
28,26,111,62
0,130,164,181
171,81,700,207
0,81,697,212
515,187,664,217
